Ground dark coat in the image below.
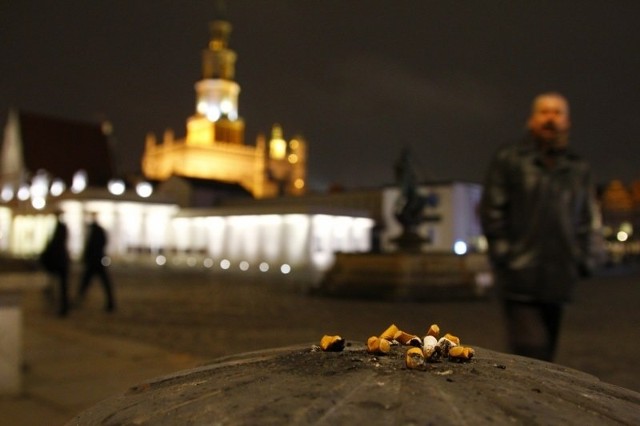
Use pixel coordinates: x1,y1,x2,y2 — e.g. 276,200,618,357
82,222,107,266
479,135,597,303
40,220,70,272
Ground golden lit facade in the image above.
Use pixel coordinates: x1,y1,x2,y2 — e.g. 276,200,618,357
142,18,306,199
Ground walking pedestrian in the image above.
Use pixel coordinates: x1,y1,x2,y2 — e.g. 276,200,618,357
39,209,70,317
479,92,598,361
77,212,115,312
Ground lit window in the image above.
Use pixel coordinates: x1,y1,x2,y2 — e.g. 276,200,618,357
270,138,287,159
220,99,232,114
206,106,221,122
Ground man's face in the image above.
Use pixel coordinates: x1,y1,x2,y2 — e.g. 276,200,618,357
527,95,571,148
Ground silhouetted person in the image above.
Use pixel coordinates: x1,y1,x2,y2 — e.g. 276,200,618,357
479,92,597,362
40,210,70,317
77,213,115,312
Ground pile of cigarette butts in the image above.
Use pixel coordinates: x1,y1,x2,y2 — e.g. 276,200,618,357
319,323,475,370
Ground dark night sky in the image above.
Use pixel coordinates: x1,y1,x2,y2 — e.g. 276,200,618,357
2,1,639,191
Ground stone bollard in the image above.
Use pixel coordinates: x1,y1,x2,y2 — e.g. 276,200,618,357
67,343,640,425
0,270,48,394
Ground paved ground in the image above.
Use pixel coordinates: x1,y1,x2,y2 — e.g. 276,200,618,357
1,262,639,425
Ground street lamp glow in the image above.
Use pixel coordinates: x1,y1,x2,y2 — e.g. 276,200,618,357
108,179,126,195
136,182,153,198
71,170,88,193
31,197,46,210
617,231,629,242
50,179,66,196
280,264,291,274
17,185,30,201
453,240,468,255
1,185,14,202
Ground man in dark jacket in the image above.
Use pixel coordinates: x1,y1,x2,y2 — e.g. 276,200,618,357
40,210,70,317
77,212,115,312
479,92,597,361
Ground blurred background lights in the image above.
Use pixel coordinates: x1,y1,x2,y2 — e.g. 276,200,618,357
259,262,269,272
155,255,167,266
30,172,49,198
239,260,249,271
619,222,633,236
617,231,629,242
136,181,153,198
220,259,231,270
220,99,232,114
1,185,14,202
101,256,112,267
31,197,46,210
453,240,468,255
17,185,30,201
206,106,221,121
71,170,88,193
108,179,126,195
50,179,66,196
280,263,291,274
203,258,214,268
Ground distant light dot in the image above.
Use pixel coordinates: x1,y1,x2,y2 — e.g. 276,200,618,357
280,264,291,274
453,241,468,255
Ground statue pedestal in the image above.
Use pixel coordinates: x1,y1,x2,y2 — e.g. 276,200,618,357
390,231,428,253
0,271,48,394
319,252,492,301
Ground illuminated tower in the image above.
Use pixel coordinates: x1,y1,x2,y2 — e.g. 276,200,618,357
189,19,244,146
142,15,307,200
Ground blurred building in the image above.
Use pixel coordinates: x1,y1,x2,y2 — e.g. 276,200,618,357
0,15,364,284
599,179,640,262
142,18,306,199
0,14,488,285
